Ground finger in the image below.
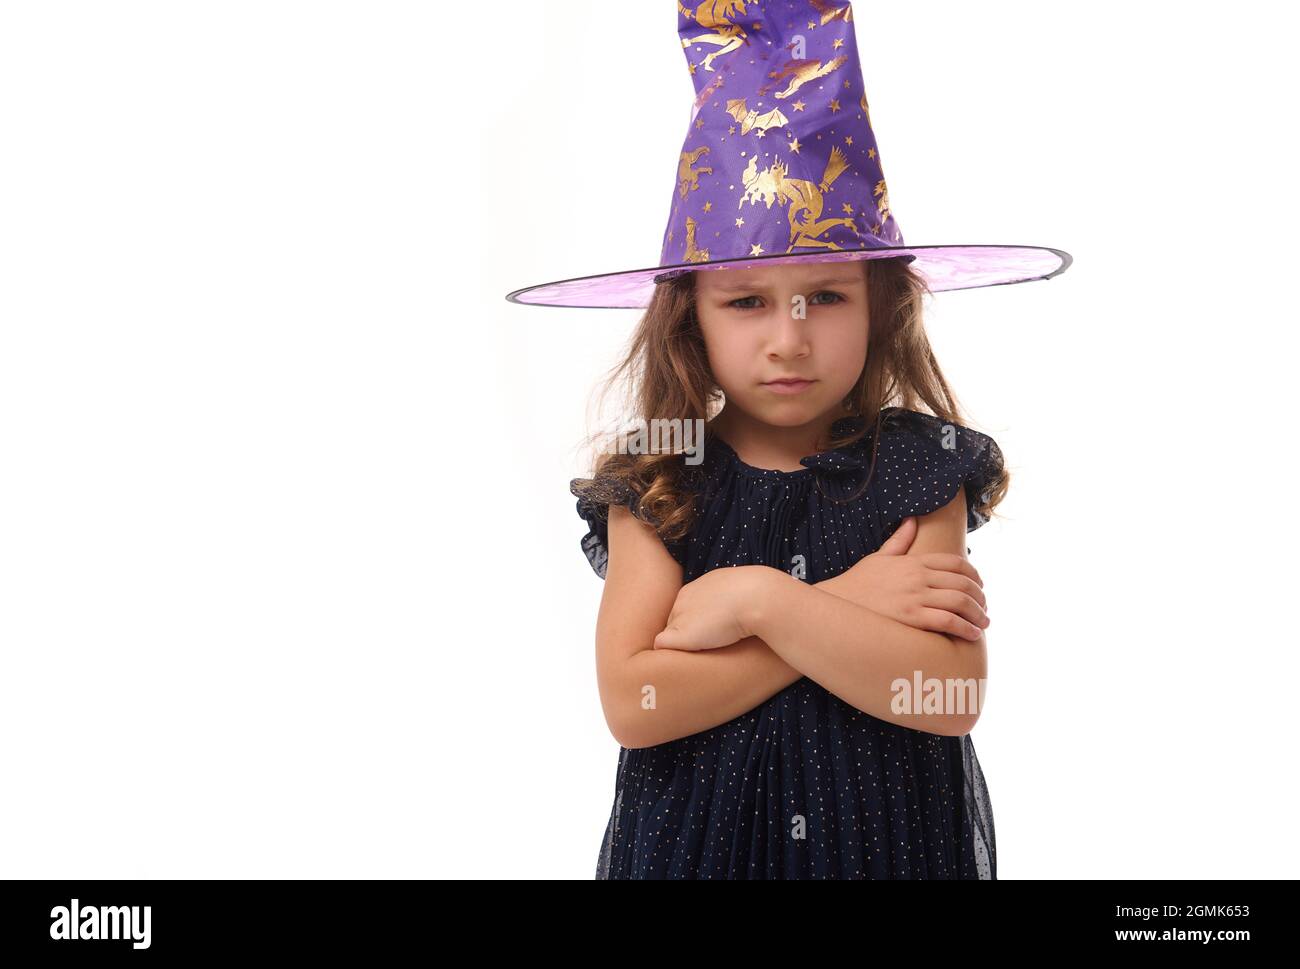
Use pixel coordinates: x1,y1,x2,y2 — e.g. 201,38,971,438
925,569,987,613
922,588,989,629
879,515,917,554
895,606,962,636
918,552,983,588
918,607,983,642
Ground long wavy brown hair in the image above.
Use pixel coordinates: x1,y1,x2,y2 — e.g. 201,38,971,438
571,256,1009,544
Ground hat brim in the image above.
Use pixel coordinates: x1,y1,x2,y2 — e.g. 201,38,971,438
505,244,1071,309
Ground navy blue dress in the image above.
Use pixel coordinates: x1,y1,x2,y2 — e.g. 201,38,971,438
572,406,1004,879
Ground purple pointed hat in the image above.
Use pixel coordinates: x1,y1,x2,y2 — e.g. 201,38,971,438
506,0,1071,309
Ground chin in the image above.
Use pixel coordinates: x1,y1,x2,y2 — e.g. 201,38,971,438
754,403,827,425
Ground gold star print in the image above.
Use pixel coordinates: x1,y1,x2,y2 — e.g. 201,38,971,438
829,99,841,112
735,217,745,227
688,63,697,75
843,79,851,88
728,125,736,134
845,135,853,145
872,223,882,233
788,136,802,154
868,147,876,159
792,99,806,111
833,38,844,49
841,203,854,215
756,129,766,138
695,118,704,129
750,243,766,256
807,21,816,29
703,201,713,212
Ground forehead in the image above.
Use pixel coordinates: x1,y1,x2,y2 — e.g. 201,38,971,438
694,262,866,293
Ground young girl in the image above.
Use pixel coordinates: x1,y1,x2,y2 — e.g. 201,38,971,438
506,1,1070,878
570,255,1003,879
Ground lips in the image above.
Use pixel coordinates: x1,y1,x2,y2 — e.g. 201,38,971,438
762,378,816,394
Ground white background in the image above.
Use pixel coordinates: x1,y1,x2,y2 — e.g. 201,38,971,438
2,1,1296,878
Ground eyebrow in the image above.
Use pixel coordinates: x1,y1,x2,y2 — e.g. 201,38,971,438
709,274,864,294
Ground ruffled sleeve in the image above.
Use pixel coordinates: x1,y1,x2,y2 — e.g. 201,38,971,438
871,408,1005,537
570,474,690,580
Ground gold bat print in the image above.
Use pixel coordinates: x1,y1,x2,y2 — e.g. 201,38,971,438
725,98,790,136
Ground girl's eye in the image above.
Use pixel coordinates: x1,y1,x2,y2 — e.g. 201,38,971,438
810,291,845,305
728,291,844,310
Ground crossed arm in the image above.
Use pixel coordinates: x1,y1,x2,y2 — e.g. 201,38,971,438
595,487,987,749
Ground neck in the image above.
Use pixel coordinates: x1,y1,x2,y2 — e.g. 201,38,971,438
709,405,845,469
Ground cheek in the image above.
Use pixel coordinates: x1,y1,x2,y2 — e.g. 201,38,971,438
824,320,869,357
698,318,750,377
704,342,748,385
821,322,870,382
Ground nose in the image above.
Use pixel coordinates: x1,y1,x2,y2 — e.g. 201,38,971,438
765,296,811,359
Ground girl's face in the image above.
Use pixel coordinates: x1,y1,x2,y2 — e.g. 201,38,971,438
694,261,869,430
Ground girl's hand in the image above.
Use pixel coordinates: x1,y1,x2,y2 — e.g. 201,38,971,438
822,516,990,642
653,565,771,652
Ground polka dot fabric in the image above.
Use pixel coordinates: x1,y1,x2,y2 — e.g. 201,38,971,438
570,406,1004,879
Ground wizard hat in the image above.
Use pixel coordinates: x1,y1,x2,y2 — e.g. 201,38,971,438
506,1,1072,309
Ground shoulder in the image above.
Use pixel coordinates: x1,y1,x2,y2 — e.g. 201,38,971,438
871,407,1005,533
878,407,1001,453
570,460,698,580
